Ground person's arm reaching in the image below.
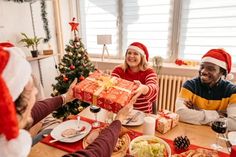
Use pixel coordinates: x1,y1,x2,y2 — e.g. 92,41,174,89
63,102,133,157
31,79,77,126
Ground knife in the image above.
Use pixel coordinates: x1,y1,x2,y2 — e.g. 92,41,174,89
49,131,86,143
222,134,232,153
125,112,141,124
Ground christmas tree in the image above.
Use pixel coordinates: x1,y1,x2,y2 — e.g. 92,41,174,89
51,18,95,119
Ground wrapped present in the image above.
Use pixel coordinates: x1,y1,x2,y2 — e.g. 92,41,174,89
155,110,180,134
73,71,138,113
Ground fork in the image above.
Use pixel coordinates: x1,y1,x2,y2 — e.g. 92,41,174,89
125,112,141,124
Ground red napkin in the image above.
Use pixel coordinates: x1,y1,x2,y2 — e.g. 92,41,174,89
230,145,236,157
41,116,229,156
41,116,106,153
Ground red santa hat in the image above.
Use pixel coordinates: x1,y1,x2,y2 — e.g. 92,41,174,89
0,42,31,141
201,49,232,74
127,42,149,61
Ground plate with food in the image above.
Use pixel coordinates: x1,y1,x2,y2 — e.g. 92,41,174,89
83,128,130,157
122,110,145,126
50,120,91,143
129,135,171,157
172,148,219,157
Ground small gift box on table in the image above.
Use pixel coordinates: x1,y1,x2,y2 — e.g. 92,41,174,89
155,110,180,134
73,71,138,113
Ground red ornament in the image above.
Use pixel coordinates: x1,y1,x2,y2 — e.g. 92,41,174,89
63,77,69,82
70,65,75,70
175,59,187,66
79,75,85,81
69,17,79,31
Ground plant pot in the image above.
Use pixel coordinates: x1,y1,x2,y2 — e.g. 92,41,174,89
31,50,39,58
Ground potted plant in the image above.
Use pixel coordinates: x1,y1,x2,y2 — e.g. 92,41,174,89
19,33,42,57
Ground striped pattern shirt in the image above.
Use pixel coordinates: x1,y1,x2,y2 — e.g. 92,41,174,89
112,66,158,113
176,77,236,130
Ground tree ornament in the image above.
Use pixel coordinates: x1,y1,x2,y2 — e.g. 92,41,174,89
69,17,79,31
63,76,69,82
79,75,85,81
68,52,73,56
174,136,190,150
70,65,75,70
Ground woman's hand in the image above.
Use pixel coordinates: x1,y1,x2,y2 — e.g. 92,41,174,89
132,80,149,100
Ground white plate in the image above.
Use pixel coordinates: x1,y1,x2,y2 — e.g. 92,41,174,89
122,110,145,126
129,135,171,157
228,131,236,145
51,120,91,143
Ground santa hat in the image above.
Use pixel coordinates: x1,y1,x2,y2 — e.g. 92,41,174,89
201,49,232,74
0,42,31,140
127,42,149,61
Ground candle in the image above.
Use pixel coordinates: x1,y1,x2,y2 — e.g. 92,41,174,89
143,116,156,135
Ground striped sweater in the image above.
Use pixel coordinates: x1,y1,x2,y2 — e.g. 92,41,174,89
176,77,236,131
112,66,158,113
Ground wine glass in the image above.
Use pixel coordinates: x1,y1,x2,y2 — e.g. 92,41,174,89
211,117,227,150
90,105,101,127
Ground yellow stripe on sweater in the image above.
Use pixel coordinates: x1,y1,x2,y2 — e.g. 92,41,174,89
178,88,235,110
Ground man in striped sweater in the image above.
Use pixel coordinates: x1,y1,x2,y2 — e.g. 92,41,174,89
112,42,159,113
176,49,236,131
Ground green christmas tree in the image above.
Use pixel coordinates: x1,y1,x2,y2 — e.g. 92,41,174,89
51,18,95,119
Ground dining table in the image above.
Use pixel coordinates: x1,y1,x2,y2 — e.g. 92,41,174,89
28,107,230,157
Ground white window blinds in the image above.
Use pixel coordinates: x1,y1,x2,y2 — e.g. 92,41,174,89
122,0,173,59
178,0,236,62
79,0,174,59
79,0,118,57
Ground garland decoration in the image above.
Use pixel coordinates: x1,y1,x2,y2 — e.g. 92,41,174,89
40,0,51,43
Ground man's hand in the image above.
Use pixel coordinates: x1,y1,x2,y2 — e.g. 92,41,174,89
64,78,77,103
115,102,133,122
184,100,200,110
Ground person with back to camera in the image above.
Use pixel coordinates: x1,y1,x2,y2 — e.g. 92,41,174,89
0,43,134,157
175,49,236,131
111,42,159,113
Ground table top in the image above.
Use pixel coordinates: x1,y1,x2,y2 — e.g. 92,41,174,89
28,107,229,157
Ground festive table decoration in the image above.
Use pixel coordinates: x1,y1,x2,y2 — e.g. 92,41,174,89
155,110,180,134
174,136,190,150
73,71,138,113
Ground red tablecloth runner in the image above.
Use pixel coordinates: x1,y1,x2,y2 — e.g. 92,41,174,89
41,116,229,156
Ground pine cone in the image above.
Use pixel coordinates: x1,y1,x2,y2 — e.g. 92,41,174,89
174,136,190,150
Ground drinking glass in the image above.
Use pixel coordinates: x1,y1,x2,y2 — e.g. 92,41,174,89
90,105,101,127
211,117,227,150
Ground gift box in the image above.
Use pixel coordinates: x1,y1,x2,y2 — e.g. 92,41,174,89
155,110,180,134
73,71,138,113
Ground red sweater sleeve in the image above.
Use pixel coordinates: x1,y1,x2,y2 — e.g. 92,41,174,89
63,120,122,157
31,96,63,126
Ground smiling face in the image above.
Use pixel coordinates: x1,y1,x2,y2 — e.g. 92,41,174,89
125,49,142,71
199,62,224,87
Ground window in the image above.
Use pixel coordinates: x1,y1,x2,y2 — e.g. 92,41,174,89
79,0,174,59
79,0,236,63
178,0,236,62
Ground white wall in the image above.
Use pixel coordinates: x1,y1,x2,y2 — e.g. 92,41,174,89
0,0,59,98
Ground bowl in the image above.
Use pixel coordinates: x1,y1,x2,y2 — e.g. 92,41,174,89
129,135,171,157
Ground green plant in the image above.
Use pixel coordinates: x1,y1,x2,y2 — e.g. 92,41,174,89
19,33,42,51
